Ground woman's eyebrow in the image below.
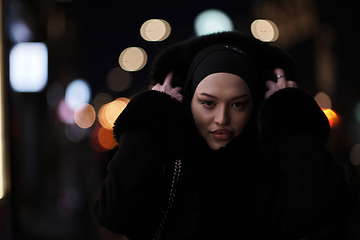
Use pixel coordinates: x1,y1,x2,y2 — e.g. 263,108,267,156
199,93,218,99
199,92,250,100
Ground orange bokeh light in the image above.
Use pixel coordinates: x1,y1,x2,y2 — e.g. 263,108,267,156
98,126,118,150
90,123,117,152
89,123,107,153
322,108,339,128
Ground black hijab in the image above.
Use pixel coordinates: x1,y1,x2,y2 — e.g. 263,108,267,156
182,44,258,109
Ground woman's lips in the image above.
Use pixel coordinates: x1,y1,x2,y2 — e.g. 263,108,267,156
210,129,234,140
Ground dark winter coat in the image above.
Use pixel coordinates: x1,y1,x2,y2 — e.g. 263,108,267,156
93,87,357,240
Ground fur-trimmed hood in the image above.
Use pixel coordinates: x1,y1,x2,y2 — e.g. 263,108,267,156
149,31,297,98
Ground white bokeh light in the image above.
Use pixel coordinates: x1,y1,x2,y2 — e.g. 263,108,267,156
10,42,48,92
194,9,233,36
65,79,91,111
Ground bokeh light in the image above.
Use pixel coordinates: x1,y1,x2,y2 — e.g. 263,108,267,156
98,98,128,130
140,19,171,42
98,126,118,150
9,20,33,42
90,124,107,153
64,124,86,143
57,98,75,124
106,67,132,92
10,42,48,92
46,82,64,108
194,9,233,36
355,102,360,124
65,79,91,111
315,92,332,109
251,19,279,42
116,97,130,105
322,108,339,128
92,92,113,113
118,47,147,72
74,103,96,129
98,104,112,130
350,144,360,166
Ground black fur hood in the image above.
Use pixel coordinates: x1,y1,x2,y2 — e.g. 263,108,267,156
150,31,297,96
113,31,328,160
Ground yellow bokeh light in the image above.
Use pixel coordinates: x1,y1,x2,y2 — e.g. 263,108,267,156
251,19,279,42
315,92,332,109
117,97,130,105
140,19,171,42
98,103,112,130
119,47,147,72
106,100,127,127
74,103,96,129
98,98,128,130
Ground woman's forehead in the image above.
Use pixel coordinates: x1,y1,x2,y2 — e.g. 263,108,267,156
195,72,251,95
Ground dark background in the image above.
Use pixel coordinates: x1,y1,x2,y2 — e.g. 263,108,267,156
1,0,360,239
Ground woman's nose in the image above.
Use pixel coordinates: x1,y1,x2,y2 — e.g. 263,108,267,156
214,106,229,125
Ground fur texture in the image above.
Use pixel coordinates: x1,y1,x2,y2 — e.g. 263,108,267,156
257,88,330,159
113,90,200,159
150,31,297,92
114,87,330,163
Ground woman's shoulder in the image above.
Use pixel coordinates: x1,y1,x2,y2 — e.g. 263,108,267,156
257,87,330,159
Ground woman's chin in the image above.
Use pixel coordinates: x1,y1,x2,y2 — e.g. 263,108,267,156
207,140,230,150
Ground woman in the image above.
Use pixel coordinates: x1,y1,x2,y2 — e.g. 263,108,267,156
93,31,357,240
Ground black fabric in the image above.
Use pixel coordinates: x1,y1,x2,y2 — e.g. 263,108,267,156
113,90,202,159
182,45,257,109
93,130,166,238
257,87,330,160
150,31,296,104
94,89,358,240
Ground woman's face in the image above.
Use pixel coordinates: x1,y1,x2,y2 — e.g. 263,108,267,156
191,72,253,150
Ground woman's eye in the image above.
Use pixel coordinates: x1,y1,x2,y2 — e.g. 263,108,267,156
200,100,214,107
232,102,245,108
203,101,213,106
